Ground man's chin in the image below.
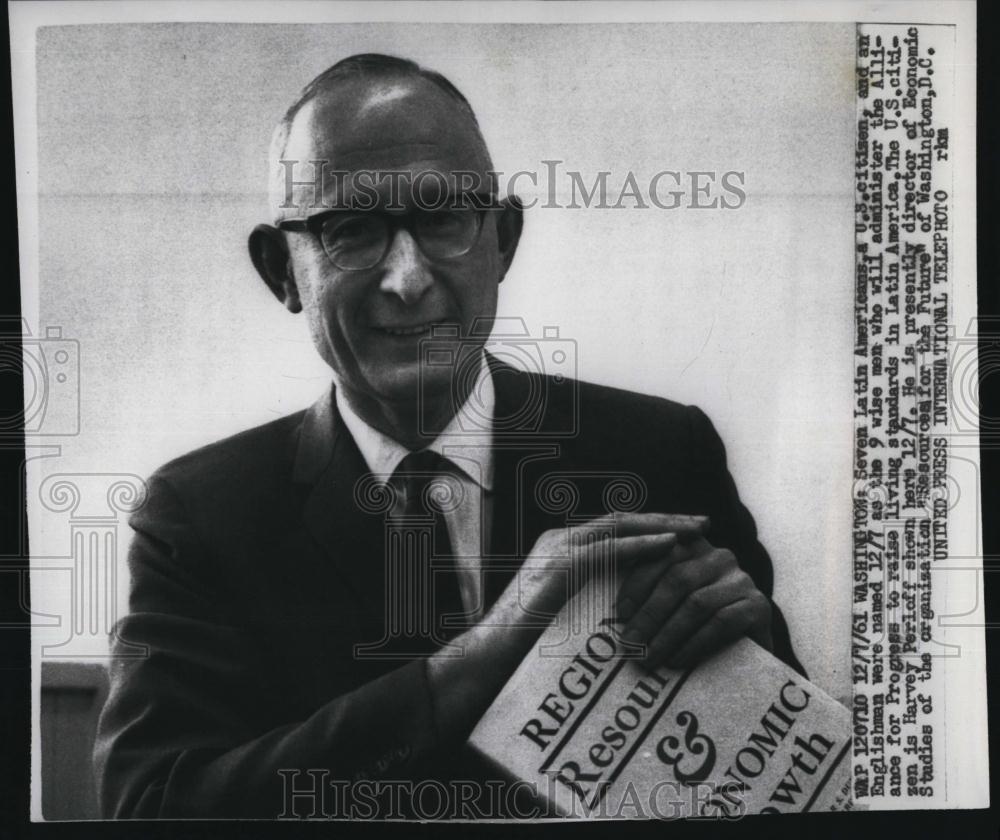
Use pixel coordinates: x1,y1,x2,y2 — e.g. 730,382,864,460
367,362,454,407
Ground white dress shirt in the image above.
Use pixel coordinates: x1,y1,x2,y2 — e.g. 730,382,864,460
335,354,494,622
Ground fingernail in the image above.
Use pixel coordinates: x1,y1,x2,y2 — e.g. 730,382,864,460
623,641,645,659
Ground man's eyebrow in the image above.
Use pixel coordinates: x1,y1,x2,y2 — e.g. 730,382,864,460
291,188,498,215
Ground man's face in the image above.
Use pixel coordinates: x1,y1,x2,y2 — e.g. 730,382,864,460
279,76,510,407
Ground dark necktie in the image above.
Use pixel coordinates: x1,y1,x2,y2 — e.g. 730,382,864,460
390,450,465,647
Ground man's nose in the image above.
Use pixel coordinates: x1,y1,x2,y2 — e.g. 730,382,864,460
378,228,434,304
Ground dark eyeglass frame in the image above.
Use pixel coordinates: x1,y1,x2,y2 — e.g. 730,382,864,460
276,194,503,271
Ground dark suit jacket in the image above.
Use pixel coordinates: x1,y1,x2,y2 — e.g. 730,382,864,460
94,357,803,818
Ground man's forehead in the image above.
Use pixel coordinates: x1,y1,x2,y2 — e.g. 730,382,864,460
282,76,490,174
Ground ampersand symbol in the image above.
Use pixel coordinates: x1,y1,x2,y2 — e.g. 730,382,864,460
656,710,717,784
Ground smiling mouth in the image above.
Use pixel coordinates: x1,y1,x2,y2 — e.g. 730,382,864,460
374,321,448,337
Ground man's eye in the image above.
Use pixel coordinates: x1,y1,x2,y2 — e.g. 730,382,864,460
323,217,381,249
420,211,466,237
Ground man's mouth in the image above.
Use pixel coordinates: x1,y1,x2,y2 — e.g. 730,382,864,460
373,320,448,337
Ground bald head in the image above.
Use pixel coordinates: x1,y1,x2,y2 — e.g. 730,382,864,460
269,54,494,222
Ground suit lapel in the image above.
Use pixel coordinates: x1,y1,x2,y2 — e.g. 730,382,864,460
483,355,579,608
294,385,389,615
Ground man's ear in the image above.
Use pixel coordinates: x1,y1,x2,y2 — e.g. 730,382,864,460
495,195,524,282
248,224,301,313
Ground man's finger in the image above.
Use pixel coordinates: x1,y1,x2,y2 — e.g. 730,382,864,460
664,599,762,670
618,546,730,637
638,573,748,665
570,531,677,560
611,543,700,622
574,512,710,540
569,533,678,593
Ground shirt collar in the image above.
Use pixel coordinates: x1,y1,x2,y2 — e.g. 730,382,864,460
334,353,495,491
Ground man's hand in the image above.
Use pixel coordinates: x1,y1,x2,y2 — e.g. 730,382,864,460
506,512,701,622
510,512,773,670
615,528,773,670
428,512,759,742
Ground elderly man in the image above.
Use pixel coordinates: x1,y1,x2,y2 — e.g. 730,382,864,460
94,53,802,819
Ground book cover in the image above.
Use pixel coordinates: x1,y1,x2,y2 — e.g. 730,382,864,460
469,583,854,819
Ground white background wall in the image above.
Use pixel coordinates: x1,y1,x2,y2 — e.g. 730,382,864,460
29,21,855,698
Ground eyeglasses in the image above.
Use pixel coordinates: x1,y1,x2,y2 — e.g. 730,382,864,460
277,203,495,271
